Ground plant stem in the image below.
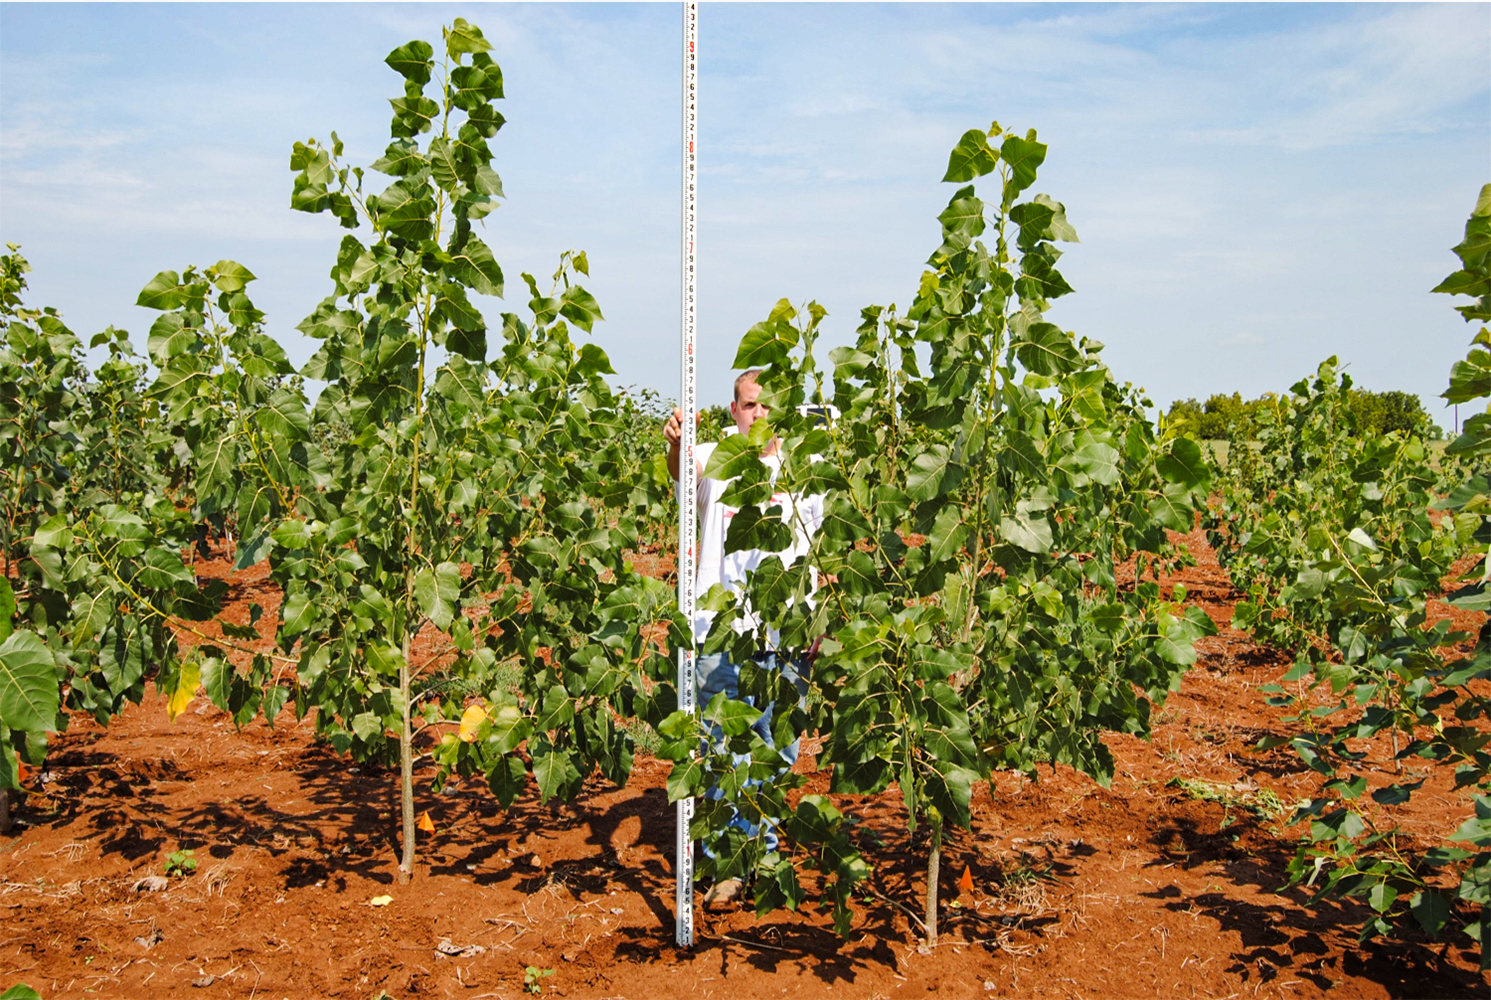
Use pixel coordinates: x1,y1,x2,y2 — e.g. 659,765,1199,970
924,811,943,947
0,786,11,835
397,628,416,884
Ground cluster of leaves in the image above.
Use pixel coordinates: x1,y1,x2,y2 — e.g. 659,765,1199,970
0,246,229,815
1168,388,1442,442
657,124,1215,940
1205,185,1491,960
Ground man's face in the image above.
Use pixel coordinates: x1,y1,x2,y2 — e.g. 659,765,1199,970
730,379,769,437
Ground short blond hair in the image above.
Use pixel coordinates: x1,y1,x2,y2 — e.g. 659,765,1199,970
733,369,763,402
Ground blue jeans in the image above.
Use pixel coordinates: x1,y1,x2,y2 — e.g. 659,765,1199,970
696,651,808,854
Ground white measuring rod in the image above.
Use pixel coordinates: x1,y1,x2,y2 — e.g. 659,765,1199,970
675,0,699,951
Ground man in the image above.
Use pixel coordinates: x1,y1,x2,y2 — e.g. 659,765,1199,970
662,368,823,909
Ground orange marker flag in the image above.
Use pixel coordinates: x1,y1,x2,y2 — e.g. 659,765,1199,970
417,811,436,833
958,865,974,894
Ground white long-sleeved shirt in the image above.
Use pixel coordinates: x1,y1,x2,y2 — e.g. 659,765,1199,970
687,437,824,647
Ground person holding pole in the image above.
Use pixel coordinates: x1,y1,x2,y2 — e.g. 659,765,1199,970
663,368,824,910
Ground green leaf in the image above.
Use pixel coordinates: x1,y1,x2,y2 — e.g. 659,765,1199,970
999,132,1047,202
925,765,979,829
702,434,761,481
32,513,72,551
446,236,504,296
999,507,1053,554
1,984,43,1000
136,271,185,310
906,444,963,500
1065,434,1120,487
487,755,527,807
207,260,255,293
414,562,461,631
942,129,998,183
371,139,426,177
733,316,799,369
1157,438,1207,490
925,504,969,565
1410,890,1452,937
1369,882,1398,914
445,17,492,56
0,631,60,733
558,285,604,333
532,745,579,803
1015,322,1082,376
385,39,434,84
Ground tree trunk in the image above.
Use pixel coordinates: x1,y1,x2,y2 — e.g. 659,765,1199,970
0,787,11,836
397,631,416,884
924,812,943,947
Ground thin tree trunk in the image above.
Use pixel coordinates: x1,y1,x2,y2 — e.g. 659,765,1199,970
397,631,416,884
924,813,943,947
0,787,11,836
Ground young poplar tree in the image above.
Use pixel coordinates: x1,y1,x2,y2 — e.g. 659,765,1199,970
664,123,1214,942
140,20,674,883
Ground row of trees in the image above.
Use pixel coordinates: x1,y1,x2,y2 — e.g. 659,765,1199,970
1204,185,1491,960
0,19,1214,938
1168,388,1442,441
2,15,1487,965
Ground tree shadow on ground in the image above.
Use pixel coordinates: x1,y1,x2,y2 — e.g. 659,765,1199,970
1142,812,1485,997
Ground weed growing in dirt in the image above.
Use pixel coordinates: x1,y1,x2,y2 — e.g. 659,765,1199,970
523,966,555,994
163,849,197,878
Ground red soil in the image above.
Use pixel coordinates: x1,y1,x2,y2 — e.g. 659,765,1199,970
1,530,1485,999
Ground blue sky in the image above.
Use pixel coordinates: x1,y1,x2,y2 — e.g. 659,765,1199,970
2,3,1488,419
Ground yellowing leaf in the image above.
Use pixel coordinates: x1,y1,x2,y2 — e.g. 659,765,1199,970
458,703,487,742
417,810,436,833
369,895,393,907
958,865,974,894
166,661,201,721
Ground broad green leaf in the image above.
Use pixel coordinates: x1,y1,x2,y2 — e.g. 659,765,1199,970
702,434,762,481
207,260,255,293
386,39,435,84
1409,890,1451,937
446,236,504,296
558,285,604,333
1015,322,1082,376
999,132,1047,202
1156,438,1207,490
136,271,185,310
533,745,579,803
0,631,59,733
999,508,1052,554
32,513,71,550
445,17,492,56
733,317,799,368
942,129,998,183
906,444,963,500
414,562,461,631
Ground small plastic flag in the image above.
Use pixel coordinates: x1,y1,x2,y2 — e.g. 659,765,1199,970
958,865,974,894
417,810,436,833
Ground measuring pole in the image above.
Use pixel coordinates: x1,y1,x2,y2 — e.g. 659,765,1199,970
675,0,698,950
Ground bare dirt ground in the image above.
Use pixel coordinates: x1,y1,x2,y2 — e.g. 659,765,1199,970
2,529,1486,999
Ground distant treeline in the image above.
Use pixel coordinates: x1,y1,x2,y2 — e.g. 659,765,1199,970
1166,389,1443,440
